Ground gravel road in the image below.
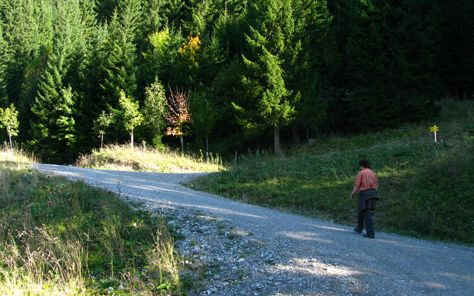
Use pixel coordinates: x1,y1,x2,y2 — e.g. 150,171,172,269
34,164,474,296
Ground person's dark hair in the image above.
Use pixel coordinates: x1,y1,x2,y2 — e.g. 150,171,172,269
359,159,371,169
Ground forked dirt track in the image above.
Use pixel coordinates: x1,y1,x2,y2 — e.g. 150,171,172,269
35,164,474,296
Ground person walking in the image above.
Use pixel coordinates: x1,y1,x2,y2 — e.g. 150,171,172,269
351,159,379,238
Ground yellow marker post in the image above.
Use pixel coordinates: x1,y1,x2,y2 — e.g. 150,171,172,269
429,125,439,143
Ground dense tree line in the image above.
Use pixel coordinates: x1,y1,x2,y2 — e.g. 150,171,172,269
0,0,472,162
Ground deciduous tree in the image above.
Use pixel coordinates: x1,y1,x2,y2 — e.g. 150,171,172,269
166,88,191,154
93,110,114,149
119,90,143,150
143,79,167,148
0,103,19,149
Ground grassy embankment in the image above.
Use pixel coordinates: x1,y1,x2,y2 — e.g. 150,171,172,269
0,149,186,295
189,99,474,244
77,144,222,173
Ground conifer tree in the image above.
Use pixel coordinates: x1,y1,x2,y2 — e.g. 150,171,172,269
96,0,119,22
31,48,76,162
0,0,466,157
101,0,142,109
238,0,295,156
101,19,138,108
160,0,186,28
290,0,330,141
1,0,56,143
0,24,10,98
190,90,218,158
142,0,165,36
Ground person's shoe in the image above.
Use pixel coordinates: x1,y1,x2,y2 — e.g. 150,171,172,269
363,233,375,239
353,228,362,234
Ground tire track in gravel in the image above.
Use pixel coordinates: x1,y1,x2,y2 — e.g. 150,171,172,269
35,164,474,296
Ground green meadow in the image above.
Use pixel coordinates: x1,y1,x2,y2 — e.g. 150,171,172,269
189,100,474,244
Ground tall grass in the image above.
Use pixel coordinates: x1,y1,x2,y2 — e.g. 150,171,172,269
1,150,186,295
0,146,36,168
0,228,87,296
190,99,474,244
77,144,223,173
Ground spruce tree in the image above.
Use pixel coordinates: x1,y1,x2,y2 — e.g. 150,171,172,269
160,0,186,29
101,0,142,110
291,0,330,141
1,0,56,144
239,0,295,156
0,24,10,98
98,1,142,144
101,20,138,108
190,90,218,157
96,0,119,22
31,48,76,162
142,0,165,36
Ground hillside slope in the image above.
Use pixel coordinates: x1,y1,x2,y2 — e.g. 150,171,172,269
190,100,474,243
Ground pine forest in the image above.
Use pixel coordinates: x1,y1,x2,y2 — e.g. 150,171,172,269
0,0,472,162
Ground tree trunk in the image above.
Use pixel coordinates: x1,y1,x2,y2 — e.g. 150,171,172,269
180,135,184,155
100,133,104,149
130,130,134,150
8,131,12,150
292,125,301,145
274,126,282,156
205,136,209,162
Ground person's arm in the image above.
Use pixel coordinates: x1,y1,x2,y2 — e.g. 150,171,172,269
350,171,362,198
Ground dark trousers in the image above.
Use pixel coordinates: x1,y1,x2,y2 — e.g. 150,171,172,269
356,209,374,236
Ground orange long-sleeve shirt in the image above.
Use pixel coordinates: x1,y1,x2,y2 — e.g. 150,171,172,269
353,168,378,193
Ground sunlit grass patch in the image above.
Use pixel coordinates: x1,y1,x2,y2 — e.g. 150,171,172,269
77,144,223,173
0,147,36,169
0,272,88,296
